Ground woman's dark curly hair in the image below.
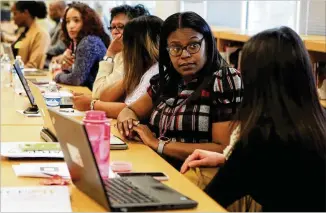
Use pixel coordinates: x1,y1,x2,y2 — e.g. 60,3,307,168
61,2,110,47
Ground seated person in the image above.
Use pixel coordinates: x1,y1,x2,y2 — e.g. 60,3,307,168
11,1,50,69
92,4,150,99
45,0,67,68
116,12,243,170
181,26,326,212
53,2,109,90
73,15,163,119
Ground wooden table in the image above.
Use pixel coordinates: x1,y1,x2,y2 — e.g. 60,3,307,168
1,80,226,212
1,125,225,212
0,76,91,126
321,100,326,108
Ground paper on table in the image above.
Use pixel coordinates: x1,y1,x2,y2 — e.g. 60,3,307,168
12,162,116,179
1,142,64,159
23,68,38,72
0,186,72,212
56,108,85,117
12,163,70,179
16,110,41,117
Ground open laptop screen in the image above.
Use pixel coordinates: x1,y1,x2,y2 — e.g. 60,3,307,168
13,62,36,107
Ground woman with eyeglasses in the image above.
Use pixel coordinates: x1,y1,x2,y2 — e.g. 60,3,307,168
92,4,150,99
72,4,150,111
116,12,243,169
73,15,162,118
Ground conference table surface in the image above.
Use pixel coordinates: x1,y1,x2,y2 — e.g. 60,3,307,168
1,78,226,212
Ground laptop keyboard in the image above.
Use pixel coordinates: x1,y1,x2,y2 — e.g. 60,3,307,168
104,178,159,204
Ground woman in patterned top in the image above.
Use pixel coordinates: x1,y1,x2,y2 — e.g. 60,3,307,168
117,12,243,169
53,2,110,90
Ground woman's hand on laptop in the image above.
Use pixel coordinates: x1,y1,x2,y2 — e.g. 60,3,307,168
180,149,226,174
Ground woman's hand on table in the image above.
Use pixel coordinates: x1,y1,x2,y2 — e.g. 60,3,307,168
180,149,226,174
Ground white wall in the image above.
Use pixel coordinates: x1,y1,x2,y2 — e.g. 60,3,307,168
154,0,181,20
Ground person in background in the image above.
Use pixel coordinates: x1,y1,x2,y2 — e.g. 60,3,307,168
92,4,150,99
116,12,243,170
181,26,326,211
73,15,163,119
72,4,150,109
45,0,67,68
53,2,110,90
11,1,51,69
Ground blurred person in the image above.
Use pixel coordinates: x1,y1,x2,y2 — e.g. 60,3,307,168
11,1,50,69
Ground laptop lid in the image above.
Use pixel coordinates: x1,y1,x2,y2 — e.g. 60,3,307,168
48,109,198,212
48,108,111,211
2,43,14,62
28,81,57,138
13,62,37,108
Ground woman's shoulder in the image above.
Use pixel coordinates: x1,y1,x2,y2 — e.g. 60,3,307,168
78,35,105,48
145,63,159,77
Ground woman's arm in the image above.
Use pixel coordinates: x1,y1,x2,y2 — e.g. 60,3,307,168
93,101,127,118
133,121,233,161
93,57,124,99
99,80,125,102
25,31,50,69
204,142,251,208
117,93,154,138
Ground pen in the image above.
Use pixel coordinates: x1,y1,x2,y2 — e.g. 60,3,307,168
59,109,74,113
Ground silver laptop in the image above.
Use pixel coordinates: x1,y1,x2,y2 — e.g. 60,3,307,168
48,109,198,212
13,61,126,149
28,82,128,149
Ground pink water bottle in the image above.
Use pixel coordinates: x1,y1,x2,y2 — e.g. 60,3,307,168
83,111,110,179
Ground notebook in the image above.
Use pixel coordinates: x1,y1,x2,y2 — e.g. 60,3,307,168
1,142,64,159
12,163,70,179
12,162,117,179
0,186,72,212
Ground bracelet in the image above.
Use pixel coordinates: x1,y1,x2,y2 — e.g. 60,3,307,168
90,100,98,110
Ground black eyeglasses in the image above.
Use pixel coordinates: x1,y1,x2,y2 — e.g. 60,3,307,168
166,37,205,57
108,25,124,32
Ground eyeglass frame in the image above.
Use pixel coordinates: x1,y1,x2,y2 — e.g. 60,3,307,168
166,37,205,57
108,25,125,32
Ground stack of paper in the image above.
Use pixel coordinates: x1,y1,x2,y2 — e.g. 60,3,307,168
0,186,72,212
12,163,70,179
1,142,64,158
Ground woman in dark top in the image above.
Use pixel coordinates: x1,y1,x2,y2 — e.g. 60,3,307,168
116,12,243,169
181,26,326,211
53,2,109,89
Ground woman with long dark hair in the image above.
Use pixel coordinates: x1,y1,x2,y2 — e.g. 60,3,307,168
181,26,326,211
53,2,109,89
72,15,163,118
116,12,243,169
